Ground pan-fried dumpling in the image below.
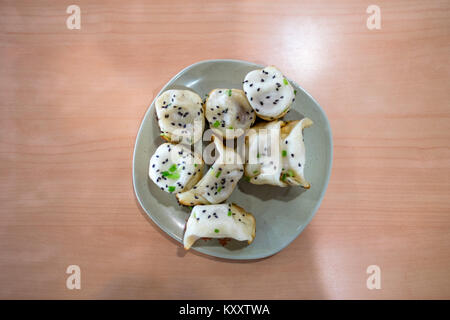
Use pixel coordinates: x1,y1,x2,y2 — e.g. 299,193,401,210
176,135,243,206
183,203,256,250
149,143,204,194
155,89,204,144
204,89,255,139
243,66,295,120
244,118,313,188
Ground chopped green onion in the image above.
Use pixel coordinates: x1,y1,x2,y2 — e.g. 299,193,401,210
215,170,222,178
282,150,287,157
283,78,289,85
194,164,198,167
281,173,287,181
287,169,295,177
257,153,260,158
214,228,220,233
244,176,251,182
161,171,179,179
169,164,177,172
228,126,233,129
228,210,232,216
168,186,175,192
294,90,297,95
253,170,259,174
213,120,220,128
227,89,232,97
217,186,222,192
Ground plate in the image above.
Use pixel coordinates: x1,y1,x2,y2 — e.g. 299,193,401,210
133,59,333,259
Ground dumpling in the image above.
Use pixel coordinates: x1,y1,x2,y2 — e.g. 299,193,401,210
243,66,295,120
155,89,204,144
149,143,204,194
244,118,313,188
183,203,256,250
176,135,243,206
204,89,255,139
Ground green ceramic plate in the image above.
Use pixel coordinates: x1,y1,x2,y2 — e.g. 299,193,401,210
133,59,332,260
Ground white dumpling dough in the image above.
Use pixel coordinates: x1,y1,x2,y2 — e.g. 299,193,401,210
176,136,243,206
205,89,255,139
155,89,204,144
243,66,295,120
244,118,313,188
149,143,204,194
183,203,256,250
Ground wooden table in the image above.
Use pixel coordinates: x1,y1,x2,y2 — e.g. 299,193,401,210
1,0,449,299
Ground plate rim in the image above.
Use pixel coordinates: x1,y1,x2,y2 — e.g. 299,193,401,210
132,59,333,260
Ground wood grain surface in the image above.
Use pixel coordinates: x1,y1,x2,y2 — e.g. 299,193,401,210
0,0,449,299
